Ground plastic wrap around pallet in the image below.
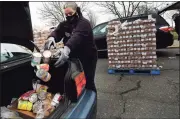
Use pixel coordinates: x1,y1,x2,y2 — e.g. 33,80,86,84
33,31,64,54
107,18,158,70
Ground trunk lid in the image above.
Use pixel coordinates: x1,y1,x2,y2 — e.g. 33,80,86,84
158,2,180,14
1,2,34,51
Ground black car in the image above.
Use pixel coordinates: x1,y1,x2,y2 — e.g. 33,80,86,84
1,2,97,119
93,2,180,58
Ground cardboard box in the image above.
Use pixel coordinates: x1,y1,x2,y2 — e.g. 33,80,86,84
107,19,157,69
8,100,36,119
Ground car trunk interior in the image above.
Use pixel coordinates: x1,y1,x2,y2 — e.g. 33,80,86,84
1,61,35,106
1,59,69,118
1,2,70,118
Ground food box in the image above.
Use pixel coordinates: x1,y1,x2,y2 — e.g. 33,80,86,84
107,18,157,69
8,91,63,119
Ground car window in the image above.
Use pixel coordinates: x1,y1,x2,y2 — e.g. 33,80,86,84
93,15,149,36
93,23,108,36
93,14,169,37
1,43,32,63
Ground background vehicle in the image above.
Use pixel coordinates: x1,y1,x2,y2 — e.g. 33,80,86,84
93,2,180,58
1,2,97,119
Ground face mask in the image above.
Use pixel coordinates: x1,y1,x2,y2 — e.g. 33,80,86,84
66,13,78,23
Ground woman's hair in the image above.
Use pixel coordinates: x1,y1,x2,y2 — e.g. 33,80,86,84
63,2,82,17
64,2,77,11
76,7,82,17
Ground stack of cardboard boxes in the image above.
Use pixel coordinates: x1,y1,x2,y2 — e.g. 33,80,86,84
33,30,49,52
107,19,157,69
33,30,64,54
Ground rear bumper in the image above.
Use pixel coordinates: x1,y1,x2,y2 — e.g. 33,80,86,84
61,89,97,119
156,30,174,49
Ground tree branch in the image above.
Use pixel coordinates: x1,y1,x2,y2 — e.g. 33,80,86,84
112,2,122,18
127,2,131,17
130,2,141,16
38,2,89,26
122,2,127,17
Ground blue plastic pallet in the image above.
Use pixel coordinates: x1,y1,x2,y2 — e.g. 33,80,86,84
108,68,160,75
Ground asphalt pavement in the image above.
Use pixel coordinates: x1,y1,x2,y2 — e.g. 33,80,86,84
95,48,179,118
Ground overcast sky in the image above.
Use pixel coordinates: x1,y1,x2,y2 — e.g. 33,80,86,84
29,2,177,30
29,2,115,30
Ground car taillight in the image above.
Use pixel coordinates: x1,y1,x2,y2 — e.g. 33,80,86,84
74,72,86,97
159,26,174,32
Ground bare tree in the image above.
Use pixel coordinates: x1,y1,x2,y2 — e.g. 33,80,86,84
142,2,172,15
38,2,89,26
136,2,161,15
38,2,65,26
86,10,97,28
95,2,175,19
77,2,89,13
95,2,141,19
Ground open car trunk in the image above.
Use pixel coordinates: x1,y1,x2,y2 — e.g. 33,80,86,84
1,58,70,119
1,42,86,118
1,2,92,119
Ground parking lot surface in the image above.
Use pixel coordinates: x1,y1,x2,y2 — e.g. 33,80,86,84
95,48,179,118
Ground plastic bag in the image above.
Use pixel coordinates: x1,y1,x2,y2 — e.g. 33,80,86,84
33,101,43,113
1,106,23,119
121,20,128,28
35,109,45,119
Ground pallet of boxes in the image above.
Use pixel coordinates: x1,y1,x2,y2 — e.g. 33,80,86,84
107,18,160,75
33,30,64,53
33,30,48,52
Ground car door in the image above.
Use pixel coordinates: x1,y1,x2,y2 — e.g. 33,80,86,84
93,23,108,51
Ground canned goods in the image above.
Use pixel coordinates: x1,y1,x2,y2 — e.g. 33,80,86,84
31,52,42,67
42,50,52,64
33,101,43,113
38,90,47,100
35,109,45,119
29,93,38,103
34,84,48,93
46,92,52,101
37,64,49,72
51,93,62,107
18,100,33,111
39,85,48,92
36,69,51,82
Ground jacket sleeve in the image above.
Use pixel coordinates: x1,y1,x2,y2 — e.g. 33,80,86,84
65,20,91,51
48,22,65,42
